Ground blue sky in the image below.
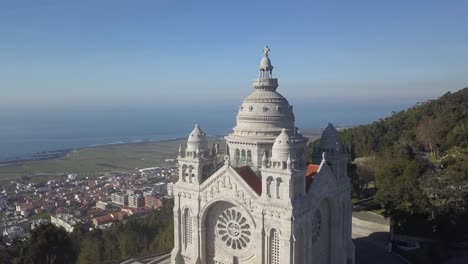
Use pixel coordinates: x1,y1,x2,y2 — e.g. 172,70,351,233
1,0,467,106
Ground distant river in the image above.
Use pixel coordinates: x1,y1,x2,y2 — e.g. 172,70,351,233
0,99,418,162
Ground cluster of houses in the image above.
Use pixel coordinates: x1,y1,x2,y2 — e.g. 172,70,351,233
0,166,177,242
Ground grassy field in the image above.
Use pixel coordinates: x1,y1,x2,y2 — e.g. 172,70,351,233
0,138,224,184
0,128,320,186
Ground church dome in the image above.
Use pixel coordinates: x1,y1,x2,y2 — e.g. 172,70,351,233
320,123,341,151
231,47,295,139
234,90,295,138
225,46,308,170
186,124,208,152
271,128,295,162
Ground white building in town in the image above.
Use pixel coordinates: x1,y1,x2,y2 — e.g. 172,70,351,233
171,47,355,264
50,214,80,233
167,182,174,197
111,193,128,206
153,182,167,194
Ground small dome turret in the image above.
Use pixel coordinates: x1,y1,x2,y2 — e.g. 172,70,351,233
271,128,295,162
186,124,208,152
320,123,342,151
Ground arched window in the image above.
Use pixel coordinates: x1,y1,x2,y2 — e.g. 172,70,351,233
240,150,246,165
235,149,240,165
181,165,188,182
270,228,280,264
183,208,192,248
276,178,282,199
247,150,252,163
266,177,273,197
188,166,194,183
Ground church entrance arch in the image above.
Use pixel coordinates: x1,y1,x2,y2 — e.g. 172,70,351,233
200,201,255,264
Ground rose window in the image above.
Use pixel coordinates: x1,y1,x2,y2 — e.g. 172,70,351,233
217,209,252,250
311,209,321,244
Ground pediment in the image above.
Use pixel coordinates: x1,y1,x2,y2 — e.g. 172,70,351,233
308,162,337,196
199,165,260,211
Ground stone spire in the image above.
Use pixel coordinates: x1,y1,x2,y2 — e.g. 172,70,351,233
178,144,184,158
287,154,292,170
262,151,268,168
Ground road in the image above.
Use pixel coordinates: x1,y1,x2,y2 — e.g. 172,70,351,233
352,211,406,264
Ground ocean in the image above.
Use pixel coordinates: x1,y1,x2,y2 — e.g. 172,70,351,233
0,99,417,162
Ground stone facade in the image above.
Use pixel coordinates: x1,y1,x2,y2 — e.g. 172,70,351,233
171,47,355,264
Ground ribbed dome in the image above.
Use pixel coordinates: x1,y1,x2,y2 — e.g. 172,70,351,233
233,90,295,138
225,46,308,171
272,128,295,162
186,124,208,152
320,123,341,151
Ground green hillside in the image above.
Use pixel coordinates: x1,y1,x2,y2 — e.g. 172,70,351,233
341,88,468,158
340,87,468,241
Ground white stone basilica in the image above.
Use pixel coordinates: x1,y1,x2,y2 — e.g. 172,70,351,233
171,47,355,264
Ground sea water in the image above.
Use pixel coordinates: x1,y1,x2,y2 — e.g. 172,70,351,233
0,99,416,162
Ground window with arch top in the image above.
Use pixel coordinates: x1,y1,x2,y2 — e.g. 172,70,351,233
270,228,280,264
275,178,283,199
183,208,192,248
266,177,273,197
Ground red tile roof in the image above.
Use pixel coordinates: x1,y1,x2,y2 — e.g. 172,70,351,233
93,214,114,226
306,164,320,177
305,164,320,191
234,166,262,195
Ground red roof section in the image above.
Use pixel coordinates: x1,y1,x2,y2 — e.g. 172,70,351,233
305,164,320,191
306,164,320,177
93,214,114,226
234,166,262,195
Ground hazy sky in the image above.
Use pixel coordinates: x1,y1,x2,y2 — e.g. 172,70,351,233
1,0,467,105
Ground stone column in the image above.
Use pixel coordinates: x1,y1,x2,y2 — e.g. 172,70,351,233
255,211,265,264
171,194,183,264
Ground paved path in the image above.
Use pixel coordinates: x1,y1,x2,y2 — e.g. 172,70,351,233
352,211,406,264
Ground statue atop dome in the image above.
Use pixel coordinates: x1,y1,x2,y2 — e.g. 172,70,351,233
259,45,274,75
263,46,270,57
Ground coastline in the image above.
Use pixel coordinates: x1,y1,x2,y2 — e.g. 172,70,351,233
0,126,331,167
0,136,189,165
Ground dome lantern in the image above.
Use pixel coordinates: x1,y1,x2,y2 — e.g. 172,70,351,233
259,46,274,78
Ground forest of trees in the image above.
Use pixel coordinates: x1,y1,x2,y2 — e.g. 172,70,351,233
337,88,468,241
0,208,174,264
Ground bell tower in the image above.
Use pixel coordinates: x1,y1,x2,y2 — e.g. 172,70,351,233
177,124,217,185
260,128,306,202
